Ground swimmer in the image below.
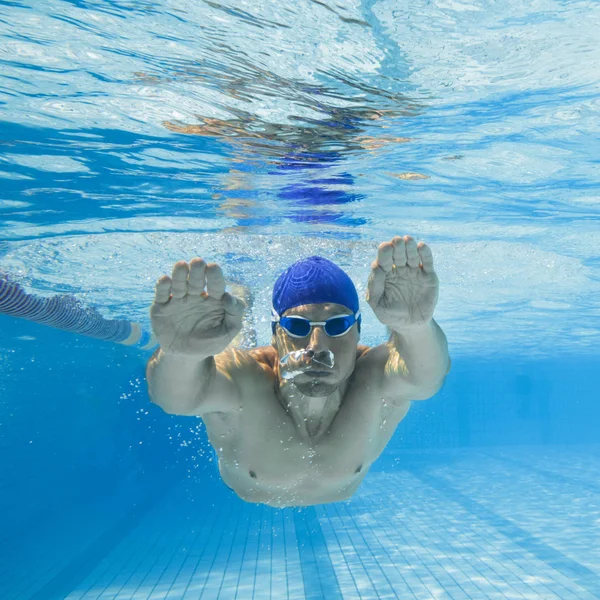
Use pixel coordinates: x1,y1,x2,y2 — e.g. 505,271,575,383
146,236,450,507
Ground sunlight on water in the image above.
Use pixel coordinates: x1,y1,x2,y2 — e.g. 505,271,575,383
0,0,599,359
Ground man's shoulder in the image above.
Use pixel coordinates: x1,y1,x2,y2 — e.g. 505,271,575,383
215,345,277,378
351,343,388,386
356,344,371,361
354,342,390,367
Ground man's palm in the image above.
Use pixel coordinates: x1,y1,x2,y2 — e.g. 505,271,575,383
367,236,439,329
151,258,245,357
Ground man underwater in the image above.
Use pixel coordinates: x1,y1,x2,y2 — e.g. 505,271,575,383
146,236,450,507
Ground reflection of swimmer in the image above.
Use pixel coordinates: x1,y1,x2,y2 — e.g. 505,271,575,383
146,236,450,507
164,107,418,228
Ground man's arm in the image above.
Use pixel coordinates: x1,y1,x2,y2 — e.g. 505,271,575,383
146,348,239,416
357,320,450,403
146,257,245,417
383,320,450,400
364,236,450,402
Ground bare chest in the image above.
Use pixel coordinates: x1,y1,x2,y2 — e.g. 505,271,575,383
202,380,410,506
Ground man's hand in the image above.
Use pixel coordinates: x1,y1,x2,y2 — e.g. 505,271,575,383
151,258,245,357
367,236,439,330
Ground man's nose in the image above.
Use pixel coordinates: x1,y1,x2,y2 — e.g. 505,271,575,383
306,325,328,355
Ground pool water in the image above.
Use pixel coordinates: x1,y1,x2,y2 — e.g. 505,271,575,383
1,0,599,598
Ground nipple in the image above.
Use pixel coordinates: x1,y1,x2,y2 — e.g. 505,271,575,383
279,349,335,380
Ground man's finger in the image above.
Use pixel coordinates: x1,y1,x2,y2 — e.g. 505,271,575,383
418,242,435,273
366,260,386,306
206,263,226,299
376,242,394,272
171,262,189,299
188,258,207,295
405,236,420,268
154,275,172,304
392,236,407,267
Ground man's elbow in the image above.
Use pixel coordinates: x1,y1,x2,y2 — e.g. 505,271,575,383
411,368,450,401
153,401,196,417
148,389,201,417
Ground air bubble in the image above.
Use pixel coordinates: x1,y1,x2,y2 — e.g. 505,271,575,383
279,349,335,380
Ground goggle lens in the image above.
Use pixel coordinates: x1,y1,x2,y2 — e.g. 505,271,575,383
282,317,312,337
324,315,353,336
279,315,356,338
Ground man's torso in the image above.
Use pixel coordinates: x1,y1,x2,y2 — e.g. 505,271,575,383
202,346,411,507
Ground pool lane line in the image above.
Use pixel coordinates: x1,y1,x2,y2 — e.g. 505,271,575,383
293,507,343,600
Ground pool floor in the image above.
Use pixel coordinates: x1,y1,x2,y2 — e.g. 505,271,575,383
5,445,600,599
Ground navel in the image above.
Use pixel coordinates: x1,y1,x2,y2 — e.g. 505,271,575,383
249,470,257,479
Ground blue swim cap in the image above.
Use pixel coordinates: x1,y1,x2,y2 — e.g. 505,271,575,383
272,256,359,317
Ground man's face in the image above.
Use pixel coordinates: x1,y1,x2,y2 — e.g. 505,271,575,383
273,302,359,397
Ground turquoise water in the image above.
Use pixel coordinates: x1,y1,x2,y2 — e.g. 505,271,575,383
1,0,599,598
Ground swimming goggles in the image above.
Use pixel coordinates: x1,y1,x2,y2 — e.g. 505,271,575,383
272,311,361,338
